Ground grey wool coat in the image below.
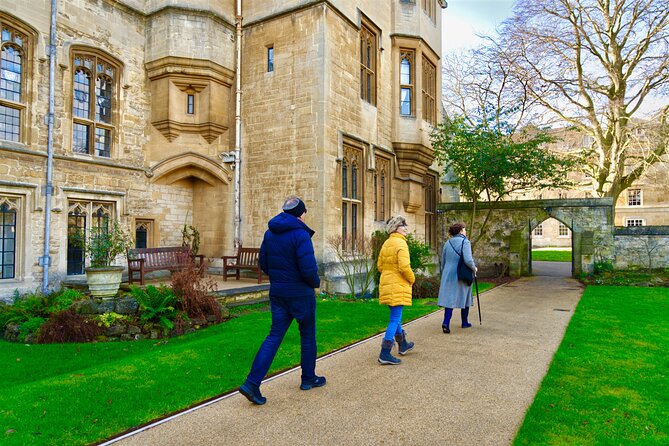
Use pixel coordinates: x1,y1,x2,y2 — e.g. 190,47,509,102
437,234,476,309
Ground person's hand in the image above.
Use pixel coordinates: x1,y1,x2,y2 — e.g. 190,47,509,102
474,267,478,277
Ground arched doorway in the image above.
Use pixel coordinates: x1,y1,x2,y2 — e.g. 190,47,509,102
530,217,573,277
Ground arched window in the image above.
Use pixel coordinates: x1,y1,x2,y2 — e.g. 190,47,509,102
0,199,17,279
359,23,377,105
400,49,414,116
71,51,119,157
341,144,364,252
0,19,31,143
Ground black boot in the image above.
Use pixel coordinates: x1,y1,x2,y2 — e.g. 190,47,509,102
239,380,267,405
461,307,472,328
442,307,453,333
394,330,414,355
378,339,401,365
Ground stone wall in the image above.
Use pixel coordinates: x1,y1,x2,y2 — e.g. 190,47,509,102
437,198,615,277
614,226,669,269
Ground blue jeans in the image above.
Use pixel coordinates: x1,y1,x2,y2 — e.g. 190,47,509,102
246,295,317,386
384,305,404,341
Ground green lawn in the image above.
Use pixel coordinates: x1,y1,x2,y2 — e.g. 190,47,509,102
532,250,572,262
1,294,479,446
514,286,669,445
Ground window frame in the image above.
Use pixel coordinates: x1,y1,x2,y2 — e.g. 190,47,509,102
374,155,391,222
66,200,115,275
0,15,34,144
341,143,364,252
558,223,570,237
533,223,544,237
359,22,377,105
399,49,415,116
422,0,436,22
0,196,19,280
422,55,437,125
267,46,274,72
624,218,645,227
424,173,437,248
134,219,155,249
627,188,642,206
70,48,121,158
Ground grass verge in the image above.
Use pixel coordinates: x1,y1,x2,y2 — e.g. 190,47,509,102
514,286,669,445
532,250,572,262
0,289,489,446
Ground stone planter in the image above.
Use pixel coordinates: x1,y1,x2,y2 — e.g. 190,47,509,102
85,266,124,298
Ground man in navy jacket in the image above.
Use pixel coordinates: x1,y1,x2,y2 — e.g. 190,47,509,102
239,196,324,405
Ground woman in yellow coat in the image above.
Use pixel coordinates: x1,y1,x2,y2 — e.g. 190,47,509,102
376,215,416,365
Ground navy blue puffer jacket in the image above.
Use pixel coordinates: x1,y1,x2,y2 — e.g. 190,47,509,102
259,212,321,298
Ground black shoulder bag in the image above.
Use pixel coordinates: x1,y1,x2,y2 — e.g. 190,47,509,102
449,239,474,286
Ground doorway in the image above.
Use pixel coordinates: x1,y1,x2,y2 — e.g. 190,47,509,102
530,217,573,277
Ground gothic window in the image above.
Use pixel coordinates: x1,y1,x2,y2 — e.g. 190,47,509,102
360,23,377,105
627,189,642,206
67,201,113,275
400,49,414,116
422,56,436,125
342,144,364,251
135,219,154,249
0,198,18,279
71,51,119,158
375,157,390,221
0,19,30,143
424,174,436,248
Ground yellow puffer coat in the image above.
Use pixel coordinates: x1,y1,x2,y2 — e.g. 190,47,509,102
377,233,415,306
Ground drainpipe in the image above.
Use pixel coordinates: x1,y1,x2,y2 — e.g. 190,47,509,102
40,0,58,293
233,0,243,248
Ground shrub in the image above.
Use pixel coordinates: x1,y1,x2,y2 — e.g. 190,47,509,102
327,234,377,299
593,259,615,275
18,317,46,342
96,312,129,328
405,233,431,272
38,310,102,343
412,275,440,299
130,285,178,330
171,263,221,323
0,288,88,330
46,288,87,314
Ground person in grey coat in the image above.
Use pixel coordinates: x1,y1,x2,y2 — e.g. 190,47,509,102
437,222,477,333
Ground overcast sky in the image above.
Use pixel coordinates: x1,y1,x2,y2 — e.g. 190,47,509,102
442,0,516,53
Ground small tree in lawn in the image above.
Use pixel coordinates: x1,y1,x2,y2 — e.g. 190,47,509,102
431,114,576,247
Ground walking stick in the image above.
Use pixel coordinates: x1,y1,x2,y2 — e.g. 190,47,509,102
474,276,482,325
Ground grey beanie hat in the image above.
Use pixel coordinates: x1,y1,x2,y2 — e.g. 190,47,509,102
386,215,407,233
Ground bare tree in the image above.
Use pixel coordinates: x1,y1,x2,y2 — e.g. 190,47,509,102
497,0,669,204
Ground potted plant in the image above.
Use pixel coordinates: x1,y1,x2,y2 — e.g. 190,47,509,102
81,221,133,298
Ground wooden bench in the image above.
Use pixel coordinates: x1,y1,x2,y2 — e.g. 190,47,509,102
222,245,265,284
127,246,205,285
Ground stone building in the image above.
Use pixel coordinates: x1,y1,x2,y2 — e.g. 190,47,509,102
0,0,445,299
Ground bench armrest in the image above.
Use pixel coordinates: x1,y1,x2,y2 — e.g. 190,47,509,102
222,255,238,265
128,258,145,268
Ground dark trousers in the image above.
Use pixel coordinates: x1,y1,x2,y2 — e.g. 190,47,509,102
246,295,317,386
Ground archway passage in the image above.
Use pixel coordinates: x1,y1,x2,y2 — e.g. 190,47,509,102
437,198,615,277
531,217,573,277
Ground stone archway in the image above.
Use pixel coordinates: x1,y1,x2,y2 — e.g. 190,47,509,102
437,198,615,277
150,152,233,258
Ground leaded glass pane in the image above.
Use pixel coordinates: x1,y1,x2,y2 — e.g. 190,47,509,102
73,123,89,154
0,204,16,279
94,127,111,157
342,162,348,197
0,104,20,141
352,164,358,199
400,88,412,116
67,211,86,275
95,75,112,123
1,45,22,102
73,69,90,119
400,58,411,84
